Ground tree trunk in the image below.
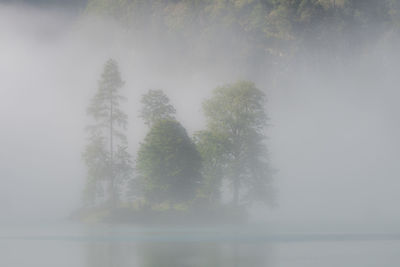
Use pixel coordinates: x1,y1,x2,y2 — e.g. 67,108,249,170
109,93,115,209
233,175,239,208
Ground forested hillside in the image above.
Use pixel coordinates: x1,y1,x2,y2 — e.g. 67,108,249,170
3,0,87,8
14,0,398,77
84,0,400,75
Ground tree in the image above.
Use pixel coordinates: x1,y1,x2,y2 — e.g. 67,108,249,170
136,119,202,204
82,135,109,206
140,89,176,127
202,80,272,207
83,58,132,208
194,130,229,204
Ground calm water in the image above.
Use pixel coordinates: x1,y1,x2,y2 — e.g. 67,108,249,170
1,223,400,267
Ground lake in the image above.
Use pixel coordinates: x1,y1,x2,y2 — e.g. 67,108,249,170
1,223,400,267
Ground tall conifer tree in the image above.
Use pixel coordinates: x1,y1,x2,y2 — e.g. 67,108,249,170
83,59,132,208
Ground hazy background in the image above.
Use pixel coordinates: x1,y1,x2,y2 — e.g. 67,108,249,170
1,1,400,229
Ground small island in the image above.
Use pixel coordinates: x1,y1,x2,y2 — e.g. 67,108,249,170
74,59,273,225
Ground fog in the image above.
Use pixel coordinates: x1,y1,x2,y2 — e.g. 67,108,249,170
1,2,400,231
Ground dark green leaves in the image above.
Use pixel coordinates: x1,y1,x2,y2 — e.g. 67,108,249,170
136,119,202,204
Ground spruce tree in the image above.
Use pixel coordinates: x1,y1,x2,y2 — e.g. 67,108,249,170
83,59,132,208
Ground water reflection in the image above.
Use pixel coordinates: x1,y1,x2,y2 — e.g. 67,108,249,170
84,240,272,267
2,224,400,267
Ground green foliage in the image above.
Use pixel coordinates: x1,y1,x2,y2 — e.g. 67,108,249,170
202,81,272,206
84,59,132,208
8,0,86,8
82,135,109,206
87,59,127,134
136,119,202,204
194,130,229,204
84,0,400,70
81,78,274,222
203,81,267,134
140,89,176,127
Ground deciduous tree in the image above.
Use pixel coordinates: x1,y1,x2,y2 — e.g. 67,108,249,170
140,89,176,127
202,81,273,207
136,118,202,204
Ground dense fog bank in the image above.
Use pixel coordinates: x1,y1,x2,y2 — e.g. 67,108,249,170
1,2,400,228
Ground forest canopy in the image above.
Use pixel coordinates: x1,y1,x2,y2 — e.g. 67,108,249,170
83,0,400,70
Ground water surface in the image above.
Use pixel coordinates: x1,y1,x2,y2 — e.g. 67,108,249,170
1,223,400,267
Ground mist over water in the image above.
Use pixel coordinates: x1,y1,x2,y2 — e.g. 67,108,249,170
1,2,400,228
2,2,400,266
2,223,400,267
